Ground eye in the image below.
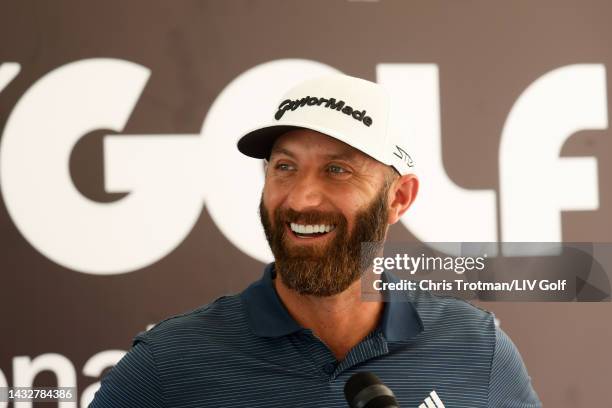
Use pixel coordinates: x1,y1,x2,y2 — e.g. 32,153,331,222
275,162,295,171
327,164,349,175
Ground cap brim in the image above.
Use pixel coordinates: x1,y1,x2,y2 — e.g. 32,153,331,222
238,121,383,161
237,122,403,174
237,125,305,159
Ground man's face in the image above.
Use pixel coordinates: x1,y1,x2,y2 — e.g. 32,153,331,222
259,129,394,296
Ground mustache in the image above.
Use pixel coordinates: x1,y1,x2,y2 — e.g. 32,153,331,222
274,207,346,226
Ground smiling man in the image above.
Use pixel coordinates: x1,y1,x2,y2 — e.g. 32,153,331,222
90,75,541,408
257,128,411,360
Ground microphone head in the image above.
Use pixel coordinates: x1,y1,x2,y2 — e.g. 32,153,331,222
344,372,400,408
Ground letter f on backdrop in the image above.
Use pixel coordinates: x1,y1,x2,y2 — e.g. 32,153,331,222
499,65,607,254
378,64,607,256
377,64,498,255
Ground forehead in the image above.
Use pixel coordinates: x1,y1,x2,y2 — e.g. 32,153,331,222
270,128,370,162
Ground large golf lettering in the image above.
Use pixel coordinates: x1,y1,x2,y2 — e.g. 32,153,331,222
0,59,204,274
377,64,607,255
0,59,607,274
499,65,607,254
377,64,498,255
0,58,341,273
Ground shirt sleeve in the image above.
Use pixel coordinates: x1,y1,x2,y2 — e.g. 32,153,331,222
488,326,542,407
89,337,165,408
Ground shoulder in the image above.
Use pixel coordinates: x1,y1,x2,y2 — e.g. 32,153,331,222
91,296,247,407
406,290,499,365
493,326,522,363
133,294,249,348
411,290,496,337
90,340,165,408
489,326,542,406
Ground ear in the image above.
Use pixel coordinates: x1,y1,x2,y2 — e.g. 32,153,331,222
387,174,419,225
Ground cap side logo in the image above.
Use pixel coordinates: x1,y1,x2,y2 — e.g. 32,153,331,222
393,145,415,167
275,96,373,127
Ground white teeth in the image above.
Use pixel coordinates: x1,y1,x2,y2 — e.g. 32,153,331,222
290,223,335,235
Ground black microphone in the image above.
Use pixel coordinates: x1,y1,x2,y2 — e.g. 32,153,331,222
344,372,400,408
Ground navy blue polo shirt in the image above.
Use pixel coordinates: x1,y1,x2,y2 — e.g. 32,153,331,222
90,264,541,407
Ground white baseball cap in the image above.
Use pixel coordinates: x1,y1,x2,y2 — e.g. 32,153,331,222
236,74,415,175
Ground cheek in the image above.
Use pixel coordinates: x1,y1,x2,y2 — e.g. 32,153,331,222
326,187,370,212
262,183,285,214
333,198,366,231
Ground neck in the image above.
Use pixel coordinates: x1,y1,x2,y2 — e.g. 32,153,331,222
274,273,383,361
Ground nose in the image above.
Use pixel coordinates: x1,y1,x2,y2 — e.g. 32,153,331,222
285,171,324,212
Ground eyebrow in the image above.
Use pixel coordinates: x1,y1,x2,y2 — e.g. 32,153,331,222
324,151,358,161
270,147,296,159
270,146,359,162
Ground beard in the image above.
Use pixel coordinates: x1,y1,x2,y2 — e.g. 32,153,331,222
259,183,390,297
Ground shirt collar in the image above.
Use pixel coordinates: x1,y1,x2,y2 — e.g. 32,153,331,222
240,263,302,337
240,263,424,342
379,270,424,341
